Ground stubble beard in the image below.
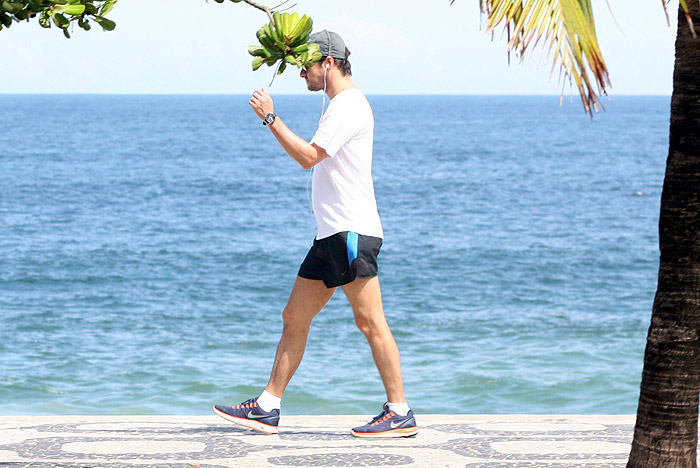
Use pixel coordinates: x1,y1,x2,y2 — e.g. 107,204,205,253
306,77,324,92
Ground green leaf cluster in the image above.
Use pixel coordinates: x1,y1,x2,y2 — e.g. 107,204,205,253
0,0,117,38
249,11,321,75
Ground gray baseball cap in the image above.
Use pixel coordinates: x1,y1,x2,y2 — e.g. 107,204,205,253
308,30,346,60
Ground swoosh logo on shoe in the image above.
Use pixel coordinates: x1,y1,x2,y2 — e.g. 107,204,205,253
247,411,269,419
390,421,406,429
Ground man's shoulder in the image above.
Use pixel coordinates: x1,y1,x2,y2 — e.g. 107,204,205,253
330,88,372,117
332,87,366,104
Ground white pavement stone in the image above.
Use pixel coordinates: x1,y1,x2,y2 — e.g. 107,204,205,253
491,440,631,455
61,440,208,455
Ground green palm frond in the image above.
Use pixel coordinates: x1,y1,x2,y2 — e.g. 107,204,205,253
478,0,610,115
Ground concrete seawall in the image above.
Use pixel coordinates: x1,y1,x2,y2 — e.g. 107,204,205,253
1,414,639,467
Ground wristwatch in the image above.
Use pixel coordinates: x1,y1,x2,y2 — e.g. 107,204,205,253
262,112,277,126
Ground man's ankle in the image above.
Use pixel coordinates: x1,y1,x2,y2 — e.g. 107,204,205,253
257,389,282,412
387,401,410,416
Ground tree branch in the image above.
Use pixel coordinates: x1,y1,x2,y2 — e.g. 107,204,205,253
241,0,275,25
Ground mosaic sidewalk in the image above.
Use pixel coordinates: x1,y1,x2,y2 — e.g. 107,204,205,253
0,414,638,467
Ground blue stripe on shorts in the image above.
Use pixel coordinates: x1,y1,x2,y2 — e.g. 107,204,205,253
346,231,359,266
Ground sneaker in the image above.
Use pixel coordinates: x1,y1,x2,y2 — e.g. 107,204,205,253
351,404,419,438
213,397,280,434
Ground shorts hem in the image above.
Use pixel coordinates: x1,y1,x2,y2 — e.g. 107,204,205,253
297,271,322,281
302,272,378,289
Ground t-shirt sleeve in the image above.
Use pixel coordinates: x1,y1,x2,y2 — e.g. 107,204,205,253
310,102,357,158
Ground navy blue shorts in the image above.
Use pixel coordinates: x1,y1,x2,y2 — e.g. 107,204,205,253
298,231,383,288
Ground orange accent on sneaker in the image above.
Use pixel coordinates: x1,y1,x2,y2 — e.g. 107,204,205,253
370,411,396,426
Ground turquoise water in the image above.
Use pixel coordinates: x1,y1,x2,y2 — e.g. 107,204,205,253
0,95,668,415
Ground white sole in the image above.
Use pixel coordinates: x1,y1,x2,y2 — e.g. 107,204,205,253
212,405,279,434
351,427,419,438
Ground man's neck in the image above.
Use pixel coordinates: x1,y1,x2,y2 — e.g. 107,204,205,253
325,76,357,100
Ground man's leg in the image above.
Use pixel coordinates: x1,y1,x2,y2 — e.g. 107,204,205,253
213,276,333,433
342,276,405,403
265,276,336,397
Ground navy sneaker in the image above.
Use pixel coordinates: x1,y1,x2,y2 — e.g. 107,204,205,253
213,397,280,434
351,404,419,438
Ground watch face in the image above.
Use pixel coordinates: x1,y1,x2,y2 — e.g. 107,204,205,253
264,113,276,125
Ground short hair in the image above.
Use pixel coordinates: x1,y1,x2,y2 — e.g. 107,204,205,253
323,47,352,76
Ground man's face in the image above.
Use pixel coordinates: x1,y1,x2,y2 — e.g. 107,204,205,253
300,61,326,92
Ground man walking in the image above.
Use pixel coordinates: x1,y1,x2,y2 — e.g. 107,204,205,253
213,30,417,438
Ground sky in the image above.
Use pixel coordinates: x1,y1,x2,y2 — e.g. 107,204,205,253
0,0,680,95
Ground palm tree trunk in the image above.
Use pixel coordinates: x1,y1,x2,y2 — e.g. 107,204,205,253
627,4,700,468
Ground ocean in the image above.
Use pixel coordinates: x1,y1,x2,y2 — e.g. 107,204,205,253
0,94,668,415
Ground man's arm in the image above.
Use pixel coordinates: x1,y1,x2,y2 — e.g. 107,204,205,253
267,117,329,170
249,88,329,170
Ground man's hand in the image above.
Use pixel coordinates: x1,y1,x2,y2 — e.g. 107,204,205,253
250,88,274,120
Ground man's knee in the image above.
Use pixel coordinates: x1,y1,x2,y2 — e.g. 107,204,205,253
282,304,313,329
354,312,387,337
281,305,297,326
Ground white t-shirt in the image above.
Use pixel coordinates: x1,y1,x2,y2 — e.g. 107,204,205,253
310,88,383,240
